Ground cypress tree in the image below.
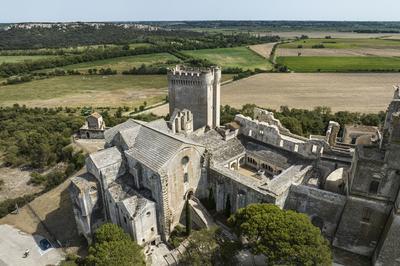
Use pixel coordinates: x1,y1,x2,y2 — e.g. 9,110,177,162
185,199,192,236
225,194,231,218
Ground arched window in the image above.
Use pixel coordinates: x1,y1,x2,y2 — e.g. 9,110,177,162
369,180,380,194
184,173,189,183
181,156,189,165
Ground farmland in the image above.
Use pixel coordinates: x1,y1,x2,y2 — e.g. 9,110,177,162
0,74,234,108
279,38,400,49
42,52,179,73
276,56,400,72
0,55,58,63
221,73,398,113
183,47,272,70
248,43,277,59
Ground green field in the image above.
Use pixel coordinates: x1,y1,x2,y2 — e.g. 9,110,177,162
42,53,179,73
277,56,400,72
183,47,272,70
280,38,400,49
0,55,58,63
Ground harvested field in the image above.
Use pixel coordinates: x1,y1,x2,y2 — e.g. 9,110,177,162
277,48,400,57
0,75,168,108
221,73,398,113
248,43,277,59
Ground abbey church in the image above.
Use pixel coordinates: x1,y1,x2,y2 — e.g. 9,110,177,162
70,65,400,265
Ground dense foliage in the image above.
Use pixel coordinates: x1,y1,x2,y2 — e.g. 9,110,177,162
220,104,385,136
86,223,145,266
0,105,83,168
228,204,332,265
180,227,240,266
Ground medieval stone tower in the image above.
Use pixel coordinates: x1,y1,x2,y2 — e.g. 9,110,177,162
167,65,221,130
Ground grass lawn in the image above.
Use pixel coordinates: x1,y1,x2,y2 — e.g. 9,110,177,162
277,56,400,72
183,47,272,70
279,38,400,49
0,55,58,63
43,53,179,73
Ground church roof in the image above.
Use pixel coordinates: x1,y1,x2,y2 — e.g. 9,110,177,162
88,146,123,169
125,124,203,173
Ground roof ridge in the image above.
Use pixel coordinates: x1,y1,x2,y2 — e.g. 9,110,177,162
134,119,204,147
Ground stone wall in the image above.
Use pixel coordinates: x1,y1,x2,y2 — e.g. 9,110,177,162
208,167,276,214
373,211,400,265
235,114,324,160
284,185,346,240
333,196,392,257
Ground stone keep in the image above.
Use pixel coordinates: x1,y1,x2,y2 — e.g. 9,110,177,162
168,65,221,130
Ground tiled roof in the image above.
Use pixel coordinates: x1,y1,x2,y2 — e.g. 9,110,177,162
89,146,122,169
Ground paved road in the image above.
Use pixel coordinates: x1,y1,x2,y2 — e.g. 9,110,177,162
0,224,63,266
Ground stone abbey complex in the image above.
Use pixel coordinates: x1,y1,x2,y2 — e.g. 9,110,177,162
70,65,400,265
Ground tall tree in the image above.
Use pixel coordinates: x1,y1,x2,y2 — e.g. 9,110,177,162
86,223,145,266
228,204,332,266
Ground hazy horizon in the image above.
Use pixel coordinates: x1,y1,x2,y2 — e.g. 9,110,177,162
1,0,400,23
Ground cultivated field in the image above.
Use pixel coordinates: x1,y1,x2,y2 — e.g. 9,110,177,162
279,38,400,49
183,47,272,70
46,52,178,73
248,43,277,59
221,73,398,113
277,56,400,72
260,31,400,39
0,55,58,63
277,48,400,57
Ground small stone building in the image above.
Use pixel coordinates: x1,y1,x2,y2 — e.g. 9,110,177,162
80,112,106,139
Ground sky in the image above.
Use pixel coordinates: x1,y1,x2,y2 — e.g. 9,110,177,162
0,0,399,23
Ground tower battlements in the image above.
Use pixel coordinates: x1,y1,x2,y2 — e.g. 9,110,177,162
168,65,220,77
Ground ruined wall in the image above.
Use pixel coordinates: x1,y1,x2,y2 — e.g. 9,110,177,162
208,167,276,214
284,185,346,240
235,114,324,160
350,148,400,202
333,196,392,257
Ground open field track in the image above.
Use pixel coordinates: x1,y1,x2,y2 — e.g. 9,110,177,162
277,48,400,57
183,46,272,70
248,43,277,59
221,73,398,113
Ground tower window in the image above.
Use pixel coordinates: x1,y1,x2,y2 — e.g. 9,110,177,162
361,208,371,222
369,180,380,194
181,156,189,165
184,173,189,183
